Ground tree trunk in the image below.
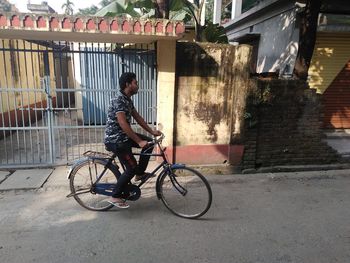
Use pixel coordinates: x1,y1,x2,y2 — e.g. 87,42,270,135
155,0,169,19
195,22,203,41
293,0,322,80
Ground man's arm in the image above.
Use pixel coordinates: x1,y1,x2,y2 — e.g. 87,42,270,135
132,109,161,136
116,111,147,147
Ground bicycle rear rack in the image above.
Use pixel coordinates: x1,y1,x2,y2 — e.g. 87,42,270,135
83,150,114,159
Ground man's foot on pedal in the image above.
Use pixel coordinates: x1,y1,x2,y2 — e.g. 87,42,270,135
108,198,130,209
134,172,152,182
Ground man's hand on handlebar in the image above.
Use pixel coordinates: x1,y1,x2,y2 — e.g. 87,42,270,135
151,129,162,137
139,131,164,148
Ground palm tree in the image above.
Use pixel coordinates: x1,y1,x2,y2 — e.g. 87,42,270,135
62,0,75,15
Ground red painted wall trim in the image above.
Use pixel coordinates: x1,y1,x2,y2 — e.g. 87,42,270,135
164,144,244,165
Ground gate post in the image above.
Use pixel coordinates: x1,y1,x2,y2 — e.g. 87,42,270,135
156,40,176,162
43,52,55,164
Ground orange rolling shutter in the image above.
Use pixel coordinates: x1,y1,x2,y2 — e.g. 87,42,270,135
323,61,350,128
308,32,350,128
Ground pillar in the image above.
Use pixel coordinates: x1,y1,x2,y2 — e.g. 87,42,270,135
231,0,242,19
213,0,222,24
156,40,176,161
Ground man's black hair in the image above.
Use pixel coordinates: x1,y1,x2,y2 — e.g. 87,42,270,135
119,72,136,90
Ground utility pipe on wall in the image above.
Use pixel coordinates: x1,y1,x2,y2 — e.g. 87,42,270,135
231,0,243,19
213,0,222,24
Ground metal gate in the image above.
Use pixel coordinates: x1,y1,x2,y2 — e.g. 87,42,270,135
0,39,157,168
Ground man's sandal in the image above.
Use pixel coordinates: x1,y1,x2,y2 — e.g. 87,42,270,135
107,200,130,209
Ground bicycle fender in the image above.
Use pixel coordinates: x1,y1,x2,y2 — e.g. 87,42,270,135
67,157,89,179
67,157,120,179
155,163,186,199
170,163,186,169
155,174,163,200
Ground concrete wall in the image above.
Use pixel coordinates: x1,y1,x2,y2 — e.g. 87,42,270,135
173,42,252,165
253,8,299,75
225,1,299,76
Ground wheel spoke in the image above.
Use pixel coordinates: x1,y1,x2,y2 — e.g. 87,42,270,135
72,188,92,196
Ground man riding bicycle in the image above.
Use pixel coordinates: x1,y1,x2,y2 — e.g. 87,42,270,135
104,72,161,208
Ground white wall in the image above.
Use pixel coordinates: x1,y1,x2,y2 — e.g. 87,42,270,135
255,9,299,75
225,1,299,75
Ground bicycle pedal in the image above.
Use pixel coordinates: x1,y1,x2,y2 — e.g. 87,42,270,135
134,172,152,181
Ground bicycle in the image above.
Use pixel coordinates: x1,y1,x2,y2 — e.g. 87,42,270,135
67,134,212,219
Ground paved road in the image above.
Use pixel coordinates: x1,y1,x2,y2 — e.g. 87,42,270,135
0,171,350,263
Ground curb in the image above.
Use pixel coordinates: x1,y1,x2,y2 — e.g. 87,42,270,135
242,163,350,174
188,164,241,175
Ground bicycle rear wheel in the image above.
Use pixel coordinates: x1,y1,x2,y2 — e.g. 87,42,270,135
69,158,117,211
159,167,212,219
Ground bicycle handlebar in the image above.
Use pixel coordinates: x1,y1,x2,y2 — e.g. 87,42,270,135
148,132,165,145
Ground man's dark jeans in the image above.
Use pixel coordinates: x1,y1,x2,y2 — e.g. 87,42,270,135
105,133,153,198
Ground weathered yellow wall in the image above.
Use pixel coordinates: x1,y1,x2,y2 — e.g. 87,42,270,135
0,39,56,113
175,43,252,146
308,32,350,94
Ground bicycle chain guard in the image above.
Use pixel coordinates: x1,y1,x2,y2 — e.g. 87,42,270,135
93,183,141,201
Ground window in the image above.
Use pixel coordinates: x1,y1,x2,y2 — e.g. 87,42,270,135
242,0,259,13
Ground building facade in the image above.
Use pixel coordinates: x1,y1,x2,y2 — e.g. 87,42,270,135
220,0,350,128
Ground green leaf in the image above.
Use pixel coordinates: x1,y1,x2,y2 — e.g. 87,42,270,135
169,0,186,11
170,10,191,22
131,0,154,9
201,22,228,43
182,0,197,13
125,3,142,16
95,0,141,17
140,9,156,19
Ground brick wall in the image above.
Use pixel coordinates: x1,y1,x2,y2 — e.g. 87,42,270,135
242,79,341,169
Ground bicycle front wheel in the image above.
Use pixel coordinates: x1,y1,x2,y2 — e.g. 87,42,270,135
159,166,212,219
69,158,117,211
